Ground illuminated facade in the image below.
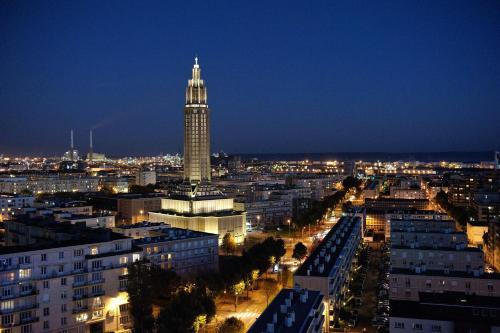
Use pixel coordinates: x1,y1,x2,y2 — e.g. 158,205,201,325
149,58,246,244
184,57,211,184
1,220,140,333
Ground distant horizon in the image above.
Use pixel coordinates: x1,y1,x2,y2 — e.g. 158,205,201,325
2,150,497,163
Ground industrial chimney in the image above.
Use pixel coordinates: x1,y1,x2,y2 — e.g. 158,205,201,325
89,130,94,163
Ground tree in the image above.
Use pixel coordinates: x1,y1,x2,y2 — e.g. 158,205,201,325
156,288,216,333
292,242,308,263
222,233,237,255
217,317,245,333
129,184,157,194
230,280,246,311
126,261,155,333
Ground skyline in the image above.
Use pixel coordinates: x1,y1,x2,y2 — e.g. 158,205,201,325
1,0,500,156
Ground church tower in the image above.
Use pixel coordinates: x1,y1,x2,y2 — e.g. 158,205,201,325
184,57,211,183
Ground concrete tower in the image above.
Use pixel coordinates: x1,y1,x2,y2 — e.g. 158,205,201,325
183,57,211,184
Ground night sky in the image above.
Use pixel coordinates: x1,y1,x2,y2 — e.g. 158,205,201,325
1,1,499,156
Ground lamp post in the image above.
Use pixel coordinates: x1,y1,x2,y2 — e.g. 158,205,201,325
257,215,261,229
287,218,291,244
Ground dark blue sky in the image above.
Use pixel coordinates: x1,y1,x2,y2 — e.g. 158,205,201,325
1,0,499,156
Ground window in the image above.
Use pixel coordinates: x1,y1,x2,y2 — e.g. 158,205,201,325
61,291,67,299
58,265,64,273
119,303,129,312
18,256,31,265
2,287,13,298
1,300,14,311
115,242,122,251
91,272,102,281
412,323,423,330
43,321,49,329
61,304,67,313
394,322,404,329
91,260,102,270
488,284,494,292
43,280,49,289
19,268,31,279
74,249,84,257
120,316,129,325
61,278,67,286
59,252,64,259
431,325,441,332
1,314,13,325
61,317,67,326
40,266,47,275
73,262,84,271
119,257,128,265
41,254,47,262
21,324,32,333
43,307,50,316
20,311,32,321
90,247,98,255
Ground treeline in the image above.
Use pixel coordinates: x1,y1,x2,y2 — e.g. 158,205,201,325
295,176,362,227
435,190,474,228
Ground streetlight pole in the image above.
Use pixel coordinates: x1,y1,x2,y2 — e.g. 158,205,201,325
287,219,291,244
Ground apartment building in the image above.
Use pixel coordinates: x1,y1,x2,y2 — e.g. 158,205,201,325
0,222,140,333
247,289,325,333
294,216,362,331
0,176,99,195
0,196,34,222
132,227,218,277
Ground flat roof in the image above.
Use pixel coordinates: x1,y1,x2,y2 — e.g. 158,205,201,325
295,216,360,278
247,289,323,333
133,227,217,245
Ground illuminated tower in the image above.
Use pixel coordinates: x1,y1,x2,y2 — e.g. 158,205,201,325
184,57,211,184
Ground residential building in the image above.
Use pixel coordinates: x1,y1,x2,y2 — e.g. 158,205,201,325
294,216,362,331
390,292,500,333
0,195,34,222
135,171,156,187
0,221,140,333
132,227,218,277
247,288,325,333
0,175,99,194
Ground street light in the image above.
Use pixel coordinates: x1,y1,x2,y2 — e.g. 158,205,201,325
287,218,291,242
256,215,261,228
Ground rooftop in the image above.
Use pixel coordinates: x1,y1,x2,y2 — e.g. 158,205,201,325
247,288,323,333
133,227,217,245
295,216,361,277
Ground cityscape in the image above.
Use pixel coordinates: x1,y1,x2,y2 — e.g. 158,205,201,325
1,1,500,333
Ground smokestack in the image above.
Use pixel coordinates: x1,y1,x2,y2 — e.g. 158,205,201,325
69,129,75,161
89,130,93,162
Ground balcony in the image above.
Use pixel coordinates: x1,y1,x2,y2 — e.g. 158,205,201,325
73,290,105,301
0,302,39,315
72,278,105,288
72,306,89,314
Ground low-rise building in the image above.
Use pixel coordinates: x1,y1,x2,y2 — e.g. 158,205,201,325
247,288,325,333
